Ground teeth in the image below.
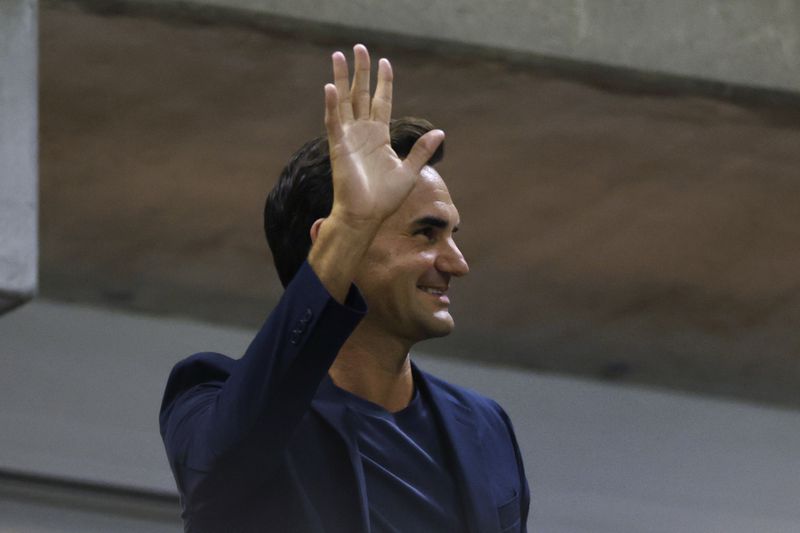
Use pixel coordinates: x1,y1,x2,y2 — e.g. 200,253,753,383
418,286,445,295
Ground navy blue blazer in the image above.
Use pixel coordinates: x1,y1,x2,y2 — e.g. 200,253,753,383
160,261,530,532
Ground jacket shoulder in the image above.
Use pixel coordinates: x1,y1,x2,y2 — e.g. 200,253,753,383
160,352,236,413
420,369,509,424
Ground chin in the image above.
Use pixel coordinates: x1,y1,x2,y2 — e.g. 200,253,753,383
420,314,455,339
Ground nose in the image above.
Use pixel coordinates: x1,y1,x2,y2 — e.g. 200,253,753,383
436,238,470,277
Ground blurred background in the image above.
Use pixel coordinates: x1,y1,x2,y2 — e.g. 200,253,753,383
1,0,799,531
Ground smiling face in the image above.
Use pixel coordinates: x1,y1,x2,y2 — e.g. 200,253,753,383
352,166,470,346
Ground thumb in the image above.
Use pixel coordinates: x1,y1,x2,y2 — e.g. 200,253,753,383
403,129,445,175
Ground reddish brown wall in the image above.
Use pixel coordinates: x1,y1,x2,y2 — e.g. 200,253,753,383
40,4,800,408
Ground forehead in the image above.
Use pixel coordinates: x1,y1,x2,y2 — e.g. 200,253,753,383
390,166,459,224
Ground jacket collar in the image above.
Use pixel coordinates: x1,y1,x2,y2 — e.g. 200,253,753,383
412,362,497,533
311,365,496,533
311,379,370,533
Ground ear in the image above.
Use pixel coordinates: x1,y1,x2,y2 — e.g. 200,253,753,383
309,218,325,245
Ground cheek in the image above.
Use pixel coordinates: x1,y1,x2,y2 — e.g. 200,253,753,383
355,243,437,293
354,251,402,298
413,250,437,269
356,245,393,278
373,245,434,273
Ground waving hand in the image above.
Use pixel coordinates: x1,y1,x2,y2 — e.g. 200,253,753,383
324,45,444,226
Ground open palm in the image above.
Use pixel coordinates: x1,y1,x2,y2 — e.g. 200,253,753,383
324,45,444,225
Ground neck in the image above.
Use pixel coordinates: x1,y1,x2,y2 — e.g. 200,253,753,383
329,321,415,413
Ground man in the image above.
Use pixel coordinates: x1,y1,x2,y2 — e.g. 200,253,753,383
160,44,530,532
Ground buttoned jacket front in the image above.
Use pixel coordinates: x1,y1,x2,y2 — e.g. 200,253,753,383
160,261,530,533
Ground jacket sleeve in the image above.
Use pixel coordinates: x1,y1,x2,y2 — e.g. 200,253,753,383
158,261,366,513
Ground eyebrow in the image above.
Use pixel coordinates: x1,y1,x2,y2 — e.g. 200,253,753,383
411,216,460,231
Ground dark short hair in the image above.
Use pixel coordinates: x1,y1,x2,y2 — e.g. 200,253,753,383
264,117,444,287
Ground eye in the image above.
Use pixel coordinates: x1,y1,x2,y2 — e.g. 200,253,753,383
414,227,436,241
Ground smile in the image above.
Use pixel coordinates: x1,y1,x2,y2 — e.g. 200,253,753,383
417,286,451,305
417,286,447,295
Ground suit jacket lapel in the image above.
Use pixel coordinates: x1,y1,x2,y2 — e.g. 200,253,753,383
414,364,497,533
311,387,370,533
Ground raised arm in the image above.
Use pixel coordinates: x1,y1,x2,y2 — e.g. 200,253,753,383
309,44,444,302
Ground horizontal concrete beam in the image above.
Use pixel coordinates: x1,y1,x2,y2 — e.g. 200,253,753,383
0,0,38,314
96,0,800,94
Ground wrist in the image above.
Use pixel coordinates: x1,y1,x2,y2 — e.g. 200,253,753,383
307,212,379,304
